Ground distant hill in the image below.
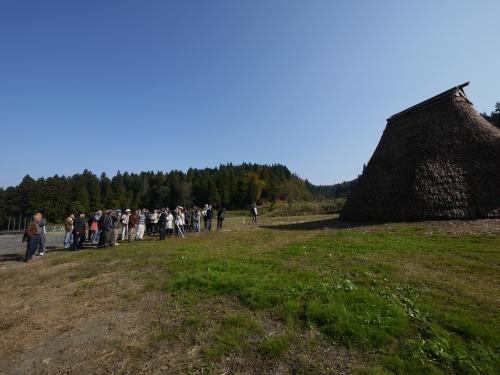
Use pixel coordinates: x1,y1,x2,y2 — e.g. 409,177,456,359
305,179,356,199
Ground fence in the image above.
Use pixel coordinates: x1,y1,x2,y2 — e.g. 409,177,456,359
1,216,65,233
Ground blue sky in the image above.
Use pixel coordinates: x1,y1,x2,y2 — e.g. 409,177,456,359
1,0,499,187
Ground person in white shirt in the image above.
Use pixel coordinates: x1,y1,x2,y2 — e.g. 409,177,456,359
121,209,130,240
175,207,185,238
166,209,174,237
150,210,159,235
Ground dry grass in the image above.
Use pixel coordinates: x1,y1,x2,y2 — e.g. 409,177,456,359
0,215,498,374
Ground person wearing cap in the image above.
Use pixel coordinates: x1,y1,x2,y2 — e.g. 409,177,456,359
121,209,130,240
72,211,86,250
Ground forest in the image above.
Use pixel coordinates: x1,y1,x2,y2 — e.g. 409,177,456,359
482,101,500,128
0,163,352,228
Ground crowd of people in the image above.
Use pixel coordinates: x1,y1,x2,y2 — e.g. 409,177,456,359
23,204,259,263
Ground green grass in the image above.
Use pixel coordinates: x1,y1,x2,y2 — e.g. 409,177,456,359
46,216,500,374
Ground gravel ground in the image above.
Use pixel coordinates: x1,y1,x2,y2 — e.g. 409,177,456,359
0,232,64,256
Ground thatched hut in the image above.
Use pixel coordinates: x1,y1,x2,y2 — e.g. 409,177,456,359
341,82,500,221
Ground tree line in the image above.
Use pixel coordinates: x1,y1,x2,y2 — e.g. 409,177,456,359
482,102,500,128
0,163,351,228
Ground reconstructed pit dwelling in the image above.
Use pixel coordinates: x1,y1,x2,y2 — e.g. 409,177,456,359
341,82,500,221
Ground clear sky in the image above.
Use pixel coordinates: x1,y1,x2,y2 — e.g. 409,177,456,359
1,0,499,187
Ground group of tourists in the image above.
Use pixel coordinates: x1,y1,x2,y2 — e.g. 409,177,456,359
23,203,259,262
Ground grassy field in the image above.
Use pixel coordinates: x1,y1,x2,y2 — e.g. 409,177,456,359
0,215,499,374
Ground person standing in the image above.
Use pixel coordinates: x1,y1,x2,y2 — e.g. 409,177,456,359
98,210,113,248
112,210,121,246
166,208,174,236
36,216,47,256
72,212,86,250
206,205,213,231
251,204,258,224
217,206,225,230
92,210,102,243
63,213,74,249
151,210,159,235
121,209,130,241
87,215,94,242
184,209,191,232
137,210,146,240
193,207,201,233
175,207,185,238
202,204,208,230
24,213,43,263
158,209,167,240
128,210,139,242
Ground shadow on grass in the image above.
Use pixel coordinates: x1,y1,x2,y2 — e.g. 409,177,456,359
0,245,89,263
261,218,379,231
0,254,25,262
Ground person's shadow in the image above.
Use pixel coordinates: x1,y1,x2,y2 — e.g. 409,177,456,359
0,246,63,263
0,254,25,262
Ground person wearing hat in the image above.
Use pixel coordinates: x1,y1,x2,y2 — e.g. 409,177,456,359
72,211,86,250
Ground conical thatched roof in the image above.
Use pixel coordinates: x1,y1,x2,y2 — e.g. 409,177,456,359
341,82,500,221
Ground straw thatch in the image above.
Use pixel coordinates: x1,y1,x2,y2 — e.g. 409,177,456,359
341,82,500,221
